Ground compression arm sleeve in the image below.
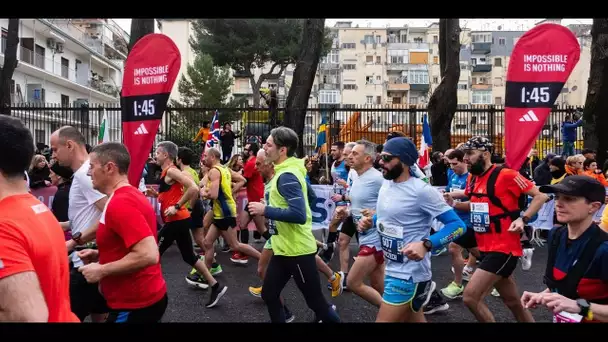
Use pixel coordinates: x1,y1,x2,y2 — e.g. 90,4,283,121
428,210,467,249
264,173,307,224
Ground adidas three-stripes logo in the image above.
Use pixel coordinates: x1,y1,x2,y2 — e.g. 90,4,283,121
134,123,149,135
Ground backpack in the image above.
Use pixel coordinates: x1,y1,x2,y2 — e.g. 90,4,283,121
468,165,527,233
544,225,608,301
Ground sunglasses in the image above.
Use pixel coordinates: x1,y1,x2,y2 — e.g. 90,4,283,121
381,154,398,162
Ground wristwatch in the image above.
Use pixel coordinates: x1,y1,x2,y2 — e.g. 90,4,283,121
576,299,592,320
422,238,433,251
521,215,531,224
174,204,181,211
72,232,83,245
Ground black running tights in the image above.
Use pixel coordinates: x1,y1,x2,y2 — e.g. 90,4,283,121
261,253,340,323
158,218,198,266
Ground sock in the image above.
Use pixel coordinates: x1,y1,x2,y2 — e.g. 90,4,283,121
327,232,338,244
240,229,250,244
262,230,271,241
212,282,219,290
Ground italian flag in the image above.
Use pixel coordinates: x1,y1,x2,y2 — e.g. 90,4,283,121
98,109,110,144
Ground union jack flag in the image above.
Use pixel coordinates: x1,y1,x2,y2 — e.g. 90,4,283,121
205,110,221,150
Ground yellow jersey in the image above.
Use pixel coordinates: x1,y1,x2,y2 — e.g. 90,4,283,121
208,165,237,219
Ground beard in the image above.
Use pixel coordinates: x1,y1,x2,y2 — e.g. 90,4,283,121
469,155,486,175
383,162,404,180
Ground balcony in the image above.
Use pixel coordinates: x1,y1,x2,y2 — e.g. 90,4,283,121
319,63,340,70
471,83,492,90
233,86,253,95
387,63,428,71
472,64,492,73
387,83,410,91
8,45,119,102
319,83,339,90
387,42,429,50
472,42,491,53
410,84,430,92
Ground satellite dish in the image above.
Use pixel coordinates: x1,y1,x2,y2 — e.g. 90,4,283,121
572,85,578,91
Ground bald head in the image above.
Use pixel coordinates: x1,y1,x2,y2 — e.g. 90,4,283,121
255,149,274,180
54,126,86,146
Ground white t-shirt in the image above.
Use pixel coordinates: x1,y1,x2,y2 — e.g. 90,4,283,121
68,159,106,267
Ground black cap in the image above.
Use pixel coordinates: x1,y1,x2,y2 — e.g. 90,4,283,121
539,175,606,203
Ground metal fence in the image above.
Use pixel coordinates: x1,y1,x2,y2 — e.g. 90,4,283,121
9,103,585,158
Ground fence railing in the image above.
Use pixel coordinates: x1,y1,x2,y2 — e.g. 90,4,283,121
7,103,586,158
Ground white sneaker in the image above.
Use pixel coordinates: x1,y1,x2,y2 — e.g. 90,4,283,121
462,266,475,281
521,248,534,271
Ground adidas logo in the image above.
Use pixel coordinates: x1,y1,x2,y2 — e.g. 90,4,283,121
518,110,539,122
134,123,149,135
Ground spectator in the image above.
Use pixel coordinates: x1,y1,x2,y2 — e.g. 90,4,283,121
227,154,244,174
566,155,584,176
533,153,556,186
549,157,569,185
220,122,237,163
582,158,608,186
28,154,50,190
561,114,582,157
430,151,448,186
49,161,74,241
582,148,596,160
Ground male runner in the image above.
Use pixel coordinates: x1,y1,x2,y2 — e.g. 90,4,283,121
149,141,227,308
440,148,478,300
358,137,466,322
51,126,109,322
200,148,261,273
232,142,271,264
248,149,344,300
0,116,79,322
78,142,168,322
248,127,340,323
445,136,547,322
345,140,385,307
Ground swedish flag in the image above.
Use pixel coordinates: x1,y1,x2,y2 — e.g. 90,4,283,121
315,115,328,153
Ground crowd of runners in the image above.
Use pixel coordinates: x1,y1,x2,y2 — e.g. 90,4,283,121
1,114,608,323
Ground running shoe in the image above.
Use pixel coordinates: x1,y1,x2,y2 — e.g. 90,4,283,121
423,289,449,315
491,288,500,297
249,286,262,298
330,272,344,297
206,283,228,308
230,252,249,265
450,265,475,282
314,305,337,323
440,282,464,300
191,255,222,276
521,248,534,271
185,274,209,290
284,305,296,323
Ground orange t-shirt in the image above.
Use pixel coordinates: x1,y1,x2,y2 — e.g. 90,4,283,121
0,194,79,322
158,166,191,223
465,165,533,257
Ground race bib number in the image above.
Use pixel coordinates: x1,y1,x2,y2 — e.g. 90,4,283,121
553,311,583,323
378,222,404,263
268,219,278,235
470,202,491,233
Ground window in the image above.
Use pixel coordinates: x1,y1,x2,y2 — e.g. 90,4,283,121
366,55,374,63
376,56,381,64
494,77,503,86
414,37,423,43
388,50,408,64
366,76,374,84
61,57,69,78
376,75,381,81
494,58,502,67
433,76,439,84
321,50,339,64
494,97,503,105
471,77,477,84
341,43,356,49
408,70,429,84
376,35,381,43
319,90,340,104
472,90,492,104
61,94,69,106
344,84,356,90
479,77,487,84
429,48,433,54
498,37,506,45
433,56,439,64
366,96,373,104
433,35,438,43
1,28,7,54
460,63,468,70
471,33,491,43
457,83,468,90
343,64,356,70
35,130,45,145
363,35,375,44
34,44,45,69
376,96,382,104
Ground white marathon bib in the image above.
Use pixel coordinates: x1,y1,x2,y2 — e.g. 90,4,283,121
553,311,583,323
378,222,404,263
470,202,491,233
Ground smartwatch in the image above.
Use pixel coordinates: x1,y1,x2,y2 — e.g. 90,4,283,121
72,232,83,245
422,238,433,251
174,204,181,211
576,299,592,320
521,215,531,224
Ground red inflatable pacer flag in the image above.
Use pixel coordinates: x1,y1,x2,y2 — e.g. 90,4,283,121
120,34,181,186
505,23,580,170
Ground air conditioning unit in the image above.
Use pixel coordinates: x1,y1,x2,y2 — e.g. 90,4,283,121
55,43,64,53
46,38,56,49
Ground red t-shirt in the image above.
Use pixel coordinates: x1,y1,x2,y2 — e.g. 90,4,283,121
97,186,167,310
243,156,264,202
465,165,533,257
0,194,79,322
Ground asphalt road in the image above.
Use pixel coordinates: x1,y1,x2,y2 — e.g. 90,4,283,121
160,232,554,323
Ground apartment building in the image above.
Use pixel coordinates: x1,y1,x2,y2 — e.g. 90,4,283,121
158,19,196,102
0,18,128,144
